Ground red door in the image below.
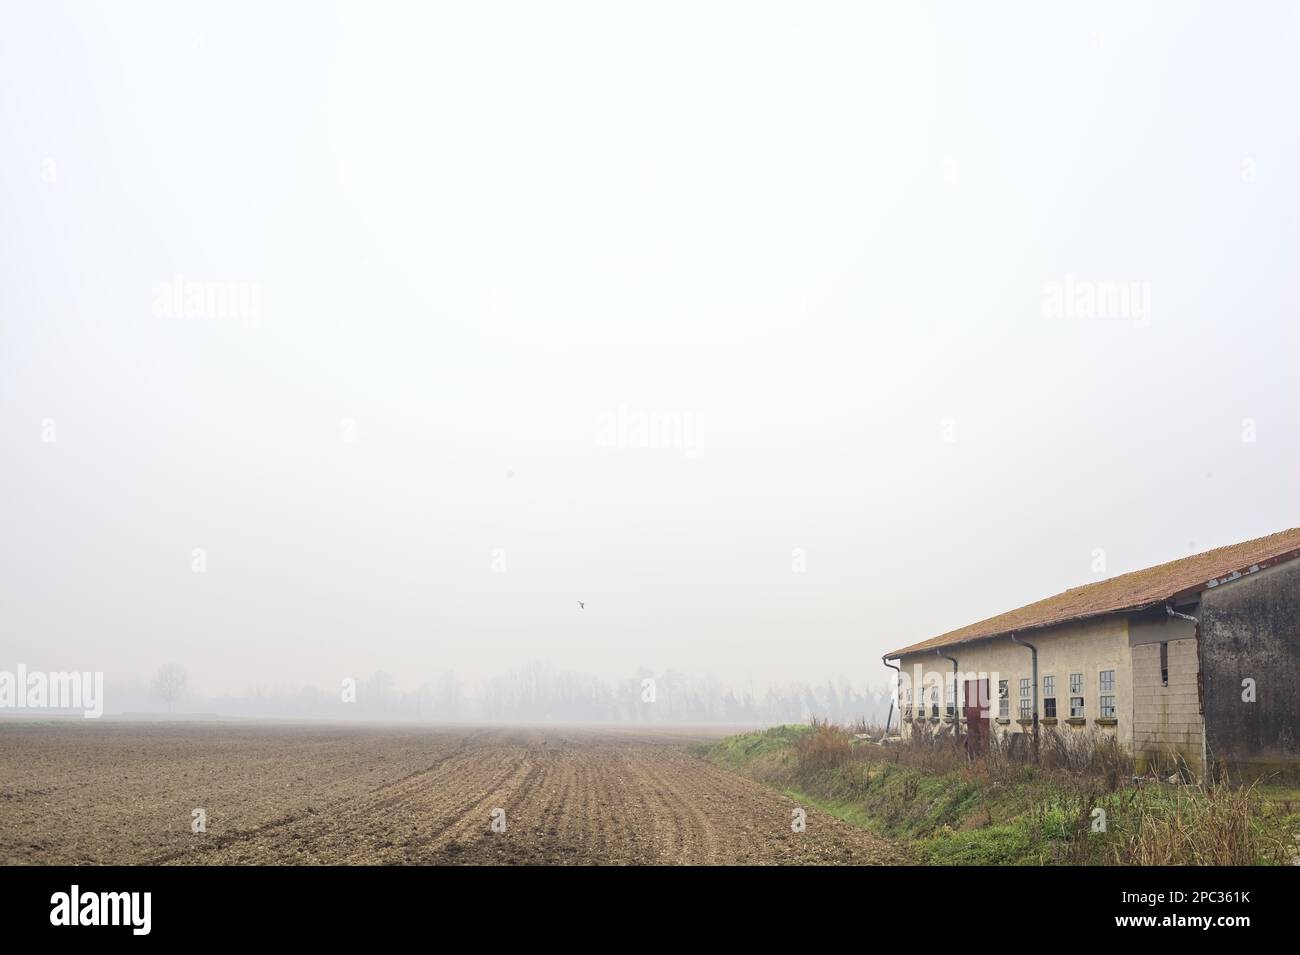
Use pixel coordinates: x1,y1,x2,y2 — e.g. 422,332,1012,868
964,679,990,756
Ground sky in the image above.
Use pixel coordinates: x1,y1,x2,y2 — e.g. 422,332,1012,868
2,0,1298,701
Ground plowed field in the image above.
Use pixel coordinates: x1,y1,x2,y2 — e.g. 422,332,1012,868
0,723,898,865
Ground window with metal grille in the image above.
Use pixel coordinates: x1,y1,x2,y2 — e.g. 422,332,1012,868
998,680,1009,719
1099,669,1116,718
1018,678,1031,719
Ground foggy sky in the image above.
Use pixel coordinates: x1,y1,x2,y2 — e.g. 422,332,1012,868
2,1,1298,704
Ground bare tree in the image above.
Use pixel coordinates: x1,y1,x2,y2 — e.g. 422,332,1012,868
152,663,189,714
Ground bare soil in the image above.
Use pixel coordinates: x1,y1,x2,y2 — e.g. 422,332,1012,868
0,722,899,865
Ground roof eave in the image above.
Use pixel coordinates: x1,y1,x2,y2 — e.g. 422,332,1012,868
883,606,1136,660
884,543,1300,661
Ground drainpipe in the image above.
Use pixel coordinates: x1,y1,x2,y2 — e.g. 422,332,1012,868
936,649,960,739
1011,633,1039,762
1167,603,1207,785
882,657,901,736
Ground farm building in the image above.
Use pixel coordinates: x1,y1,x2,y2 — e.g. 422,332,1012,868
884,527,1300,781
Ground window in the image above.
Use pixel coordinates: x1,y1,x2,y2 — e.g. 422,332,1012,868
1099,669,1116,718
945,675,955,717
1069,672,1084,718
1070,696,1084,718
929,686,939,718
1159,642,1169,687
1018,678,1031,720
1042,676,1056,718
998,680,1009,719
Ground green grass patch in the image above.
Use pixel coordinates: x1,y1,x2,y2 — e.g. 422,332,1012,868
702,723,812,769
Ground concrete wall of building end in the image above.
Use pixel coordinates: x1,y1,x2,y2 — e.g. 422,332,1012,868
1200,558,1300,782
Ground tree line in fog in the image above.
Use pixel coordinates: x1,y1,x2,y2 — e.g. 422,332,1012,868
105,661,896,726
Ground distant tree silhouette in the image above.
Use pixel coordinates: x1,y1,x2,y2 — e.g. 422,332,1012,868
140,659,895,726
151,663,189,713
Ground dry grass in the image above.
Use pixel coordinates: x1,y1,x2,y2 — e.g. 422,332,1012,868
762,718,1291,865
867,722,1133,791
1028,728,1134,788
1113,781,1288,865
795,719,853,773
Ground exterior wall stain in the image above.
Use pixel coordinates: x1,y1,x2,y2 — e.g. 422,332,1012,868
1198,559,1300,781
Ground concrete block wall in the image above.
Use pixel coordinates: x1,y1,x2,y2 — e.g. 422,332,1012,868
1131,637,1204,776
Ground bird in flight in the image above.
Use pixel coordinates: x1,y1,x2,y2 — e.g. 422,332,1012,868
577,601,585,610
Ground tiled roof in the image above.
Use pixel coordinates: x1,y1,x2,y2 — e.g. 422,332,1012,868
886,527,1300,658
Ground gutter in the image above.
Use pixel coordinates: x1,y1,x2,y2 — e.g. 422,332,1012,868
1167,603,1207,785
882,657,901,736
1010,633,1039,761
936,649,960,739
